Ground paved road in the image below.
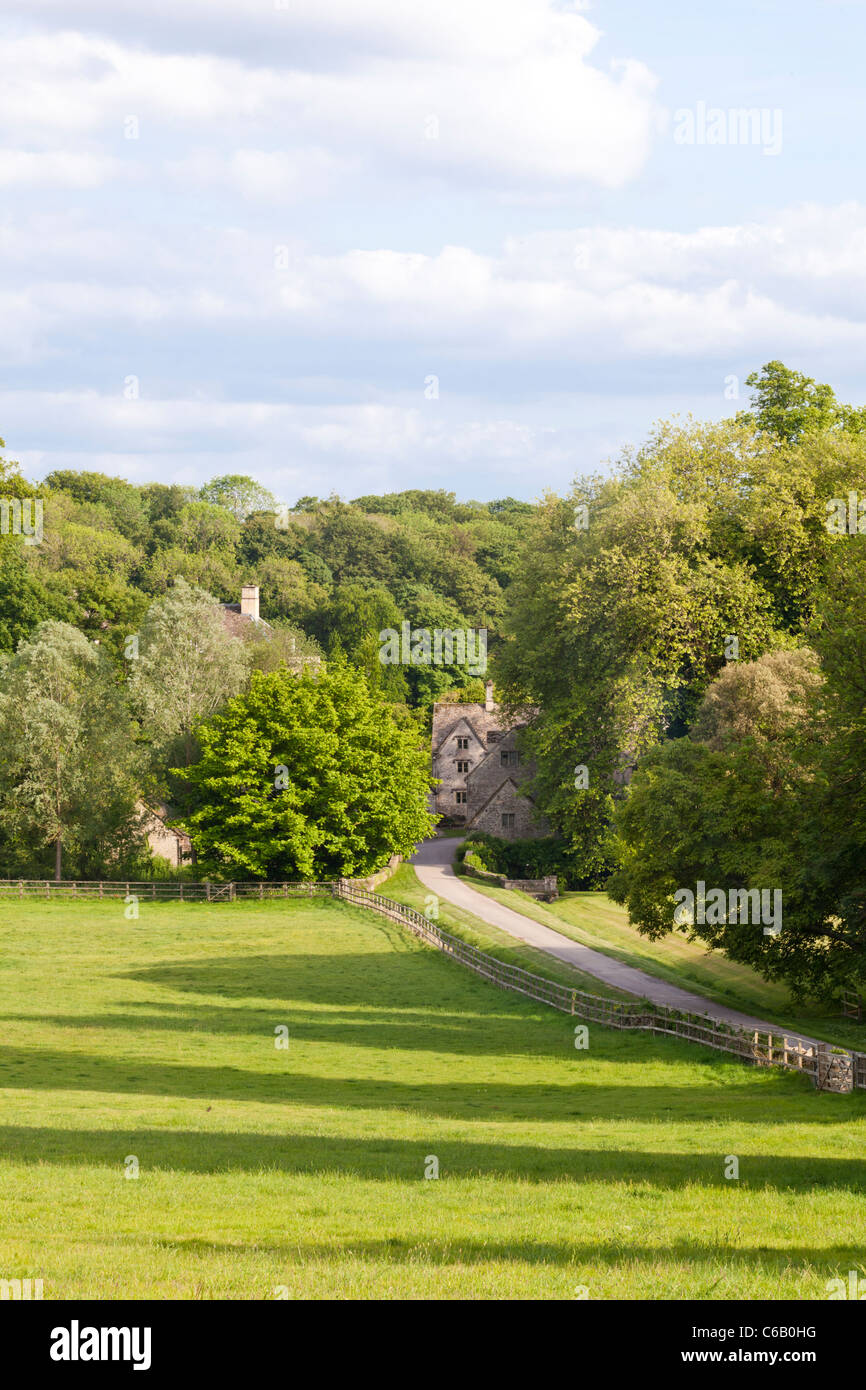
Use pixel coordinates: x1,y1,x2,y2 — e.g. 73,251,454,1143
411,836,816,1044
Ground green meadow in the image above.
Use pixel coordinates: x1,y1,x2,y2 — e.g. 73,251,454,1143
0,895,864,1300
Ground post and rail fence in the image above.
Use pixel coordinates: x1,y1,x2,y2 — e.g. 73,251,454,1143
2,876,862,1093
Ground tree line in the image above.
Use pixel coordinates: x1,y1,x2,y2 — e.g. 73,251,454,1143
1,360,864,1000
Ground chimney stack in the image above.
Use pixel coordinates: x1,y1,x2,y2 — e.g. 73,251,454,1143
241,584,260,622
485,680,495,711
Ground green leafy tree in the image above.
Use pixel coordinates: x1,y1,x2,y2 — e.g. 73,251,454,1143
317,581,408,701
0,539,58,651
0,622,141,878
247,622,323,675
178,661,436,878
199,474,277,521
607,635,866,999
129,578,249,770
737,360,866,442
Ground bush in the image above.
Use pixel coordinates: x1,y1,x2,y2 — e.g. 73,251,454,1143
456,831,610,889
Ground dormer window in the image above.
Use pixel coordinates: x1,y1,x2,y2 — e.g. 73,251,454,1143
456,737,469,749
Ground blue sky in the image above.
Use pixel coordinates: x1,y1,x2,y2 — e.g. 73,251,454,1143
1,0,864,503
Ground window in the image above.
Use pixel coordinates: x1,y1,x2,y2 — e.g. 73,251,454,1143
455,790,467,804
456,737,469,750
456,760,469,773
500,749,520,768
486,731,501,745
501,812,515,830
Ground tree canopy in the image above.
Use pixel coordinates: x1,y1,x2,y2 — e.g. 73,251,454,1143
177,662,436,879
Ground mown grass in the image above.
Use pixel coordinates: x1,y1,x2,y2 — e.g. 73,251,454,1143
0,895,865,1300
456,874,866,1049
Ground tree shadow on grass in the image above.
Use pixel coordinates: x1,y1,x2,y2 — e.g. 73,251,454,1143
1,1125,866,1191
0,1042,848,1123
159,1232,866,1285
0,1003,578,1061
120,951,534,1012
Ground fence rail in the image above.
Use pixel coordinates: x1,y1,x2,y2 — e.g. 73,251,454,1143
330,881,864,1095
0,879,333,901
2,876,863,1093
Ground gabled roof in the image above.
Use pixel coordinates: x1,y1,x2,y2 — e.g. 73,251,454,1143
220,605,274,639
432,713,489,758
466,776,535,827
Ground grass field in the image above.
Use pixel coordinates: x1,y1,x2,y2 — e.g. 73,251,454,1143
454,871,866,1050
1,894,865,1300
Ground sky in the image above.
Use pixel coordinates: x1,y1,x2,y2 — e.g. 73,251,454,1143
1,0,865,504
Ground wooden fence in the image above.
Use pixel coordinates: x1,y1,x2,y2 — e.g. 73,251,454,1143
0,879,331,901
3,876,863,1094
331,881,865,1095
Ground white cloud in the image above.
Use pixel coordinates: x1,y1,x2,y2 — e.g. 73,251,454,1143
165,147,348,201
2,389,568,501
0,149,125,187
3,204,866,372
0,10,659,192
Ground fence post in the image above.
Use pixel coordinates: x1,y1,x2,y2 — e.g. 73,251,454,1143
179,881,184,902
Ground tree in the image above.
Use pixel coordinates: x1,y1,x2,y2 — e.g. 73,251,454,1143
738,360,866,442
246,622,323,675
607,633,866,1000
43,470,148,542
178,661,436,878
316,581,408,701
0,538,58,652
0,622,140,878
690,648,821,751
129,578,249,771
199,474,277,521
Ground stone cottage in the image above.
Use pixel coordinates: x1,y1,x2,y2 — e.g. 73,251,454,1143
430,682,548,840
136,801,192,869
220,583,273,637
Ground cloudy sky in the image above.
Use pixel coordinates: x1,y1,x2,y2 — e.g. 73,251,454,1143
1,0,864,502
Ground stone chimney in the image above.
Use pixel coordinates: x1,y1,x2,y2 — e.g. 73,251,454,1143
240,584,260,622
485,679,495,712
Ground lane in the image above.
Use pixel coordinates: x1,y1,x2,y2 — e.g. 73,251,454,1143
411,836,817,1045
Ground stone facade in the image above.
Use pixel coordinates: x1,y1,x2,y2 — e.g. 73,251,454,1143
431,683,548,840
136,801,192,869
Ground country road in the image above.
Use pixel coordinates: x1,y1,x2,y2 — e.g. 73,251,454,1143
411,836,818,1046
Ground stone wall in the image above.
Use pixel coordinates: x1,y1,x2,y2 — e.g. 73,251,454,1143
465,728,548,839
351,855,402,891
503,876,558,901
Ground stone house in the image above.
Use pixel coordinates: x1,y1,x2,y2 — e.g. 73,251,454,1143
136,801,192,869
220,583,273,638
430,682,548,840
